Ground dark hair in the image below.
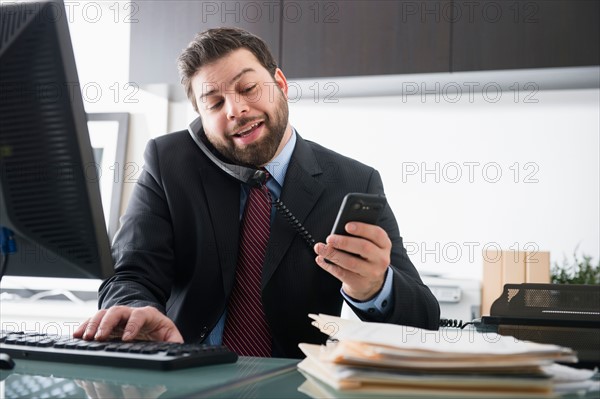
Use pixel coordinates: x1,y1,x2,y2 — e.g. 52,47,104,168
177,27,278,112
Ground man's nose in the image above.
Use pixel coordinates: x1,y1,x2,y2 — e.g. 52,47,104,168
226,96,249,120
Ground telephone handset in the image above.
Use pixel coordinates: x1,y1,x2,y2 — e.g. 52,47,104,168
187,117,316,249
188,117,268,188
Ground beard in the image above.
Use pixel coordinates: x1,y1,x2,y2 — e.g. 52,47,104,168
205,90,289,168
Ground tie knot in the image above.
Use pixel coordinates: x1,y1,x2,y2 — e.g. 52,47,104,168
250,169,269,188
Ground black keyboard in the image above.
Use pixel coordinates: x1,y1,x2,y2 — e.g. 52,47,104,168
0,331,238,370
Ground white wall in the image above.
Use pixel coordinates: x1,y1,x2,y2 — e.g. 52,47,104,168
288,87,599,279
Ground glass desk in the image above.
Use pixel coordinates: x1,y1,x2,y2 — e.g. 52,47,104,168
0,357,307,399
1,356,598,398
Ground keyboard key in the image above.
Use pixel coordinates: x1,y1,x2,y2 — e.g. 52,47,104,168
87,342,107,351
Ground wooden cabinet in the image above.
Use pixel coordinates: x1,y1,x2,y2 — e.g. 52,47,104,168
128,1,598,83
451,0,599,71
129,1,281,85
280,0,451,78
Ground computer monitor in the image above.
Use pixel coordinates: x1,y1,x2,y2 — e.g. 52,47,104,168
0,0,114,279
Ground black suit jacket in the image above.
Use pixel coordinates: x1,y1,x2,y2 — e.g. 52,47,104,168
99,130,440,358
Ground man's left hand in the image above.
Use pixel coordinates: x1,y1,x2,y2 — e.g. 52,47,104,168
314,222,391,301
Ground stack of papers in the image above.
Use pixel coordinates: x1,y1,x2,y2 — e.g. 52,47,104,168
298,314,582,398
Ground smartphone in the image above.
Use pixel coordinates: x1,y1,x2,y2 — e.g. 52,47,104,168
330,193,387,236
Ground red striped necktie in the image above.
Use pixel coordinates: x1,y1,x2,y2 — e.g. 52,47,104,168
222,178,272,357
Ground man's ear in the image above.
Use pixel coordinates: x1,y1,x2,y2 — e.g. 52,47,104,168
273,68,288,97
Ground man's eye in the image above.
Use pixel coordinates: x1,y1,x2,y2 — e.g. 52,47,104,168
208,100,223,110
242,84,257,94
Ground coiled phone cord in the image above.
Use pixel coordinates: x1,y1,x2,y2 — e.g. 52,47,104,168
439,318,475,329
272,197,316,249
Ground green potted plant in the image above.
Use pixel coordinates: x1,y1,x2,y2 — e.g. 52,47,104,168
551,250,600,285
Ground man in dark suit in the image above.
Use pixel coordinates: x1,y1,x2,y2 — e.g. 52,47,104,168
75,27,439,359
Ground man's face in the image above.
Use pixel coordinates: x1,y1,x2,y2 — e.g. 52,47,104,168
191,48,291,168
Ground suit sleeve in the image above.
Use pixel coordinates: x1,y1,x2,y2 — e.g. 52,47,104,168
98,139,174,313
347,169,441,330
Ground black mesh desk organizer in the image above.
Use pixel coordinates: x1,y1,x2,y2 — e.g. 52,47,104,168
481,283,600,368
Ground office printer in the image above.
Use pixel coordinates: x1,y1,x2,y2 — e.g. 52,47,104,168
421,275,481,323
481,283,600,368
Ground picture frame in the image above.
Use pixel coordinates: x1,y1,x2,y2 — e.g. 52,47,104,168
87,112,129,241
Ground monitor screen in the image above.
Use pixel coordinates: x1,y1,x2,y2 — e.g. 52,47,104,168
0,0,114,279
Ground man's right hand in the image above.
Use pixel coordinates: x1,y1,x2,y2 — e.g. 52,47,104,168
73,306,184,343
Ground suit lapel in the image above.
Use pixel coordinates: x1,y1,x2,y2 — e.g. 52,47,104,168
262,135,324,289
198,164,241,296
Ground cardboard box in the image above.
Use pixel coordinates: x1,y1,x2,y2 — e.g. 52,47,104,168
481,250,550,316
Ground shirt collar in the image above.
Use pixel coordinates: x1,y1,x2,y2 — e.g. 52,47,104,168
264,128,296,188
